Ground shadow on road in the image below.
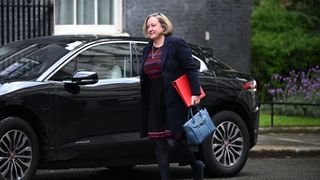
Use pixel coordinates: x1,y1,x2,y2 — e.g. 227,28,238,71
34,165,196,180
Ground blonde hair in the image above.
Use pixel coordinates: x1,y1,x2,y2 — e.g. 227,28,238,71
142,12,173,38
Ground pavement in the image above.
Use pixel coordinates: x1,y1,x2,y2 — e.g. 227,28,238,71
249,127,320,157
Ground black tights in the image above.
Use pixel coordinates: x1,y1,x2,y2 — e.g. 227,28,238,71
154,139,198,180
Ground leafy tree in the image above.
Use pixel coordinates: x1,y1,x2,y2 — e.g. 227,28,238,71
251,0,320,101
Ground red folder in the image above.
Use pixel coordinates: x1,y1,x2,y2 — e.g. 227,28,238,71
172,74,206,107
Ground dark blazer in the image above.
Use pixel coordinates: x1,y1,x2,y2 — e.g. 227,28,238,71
140,35,201,137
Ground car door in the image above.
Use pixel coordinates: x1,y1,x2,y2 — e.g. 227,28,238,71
48,42,143,159
130,41,159,159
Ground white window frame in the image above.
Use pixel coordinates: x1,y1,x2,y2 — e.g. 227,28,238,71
54,0,123,35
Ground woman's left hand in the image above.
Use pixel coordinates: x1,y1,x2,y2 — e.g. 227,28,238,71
191,95,201,106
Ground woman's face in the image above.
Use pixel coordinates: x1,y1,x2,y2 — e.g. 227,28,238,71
146,17,164,40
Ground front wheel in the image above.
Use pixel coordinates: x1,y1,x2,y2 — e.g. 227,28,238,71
0,117,39,180
201,111,250,177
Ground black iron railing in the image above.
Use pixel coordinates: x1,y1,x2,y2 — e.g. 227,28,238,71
0,0,53,45
262,101,320,126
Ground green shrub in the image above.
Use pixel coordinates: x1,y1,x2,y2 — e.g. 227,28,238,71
251,0,320,101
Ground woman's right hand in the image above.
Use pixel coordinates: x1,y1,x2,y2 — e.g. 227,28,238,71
191,95,200,106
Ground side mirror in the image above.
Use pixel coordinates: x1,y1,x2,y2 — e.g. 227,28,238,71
64,70,98,85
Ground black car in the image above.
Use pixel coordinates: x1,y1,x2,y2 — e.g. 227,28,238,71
0,35,259,180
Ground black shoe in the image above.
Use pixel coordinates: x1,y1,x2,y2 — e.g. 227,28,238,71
191,160,205,180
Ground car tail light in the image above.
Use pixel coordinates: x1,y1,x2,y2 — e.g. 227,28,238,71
242,80,257,90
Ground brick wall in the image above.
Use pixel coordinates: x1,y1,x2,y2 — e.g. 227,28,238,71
125,0,252,73
0,0,252,73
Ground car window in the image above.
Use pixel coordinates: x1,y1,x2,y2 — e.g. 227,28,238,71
207,57,232,71
193,55,209,72
131,42,146,76
130,42,209,75
190,45,232,72
0,43,70,81
0,42,35,60
50,43,131,81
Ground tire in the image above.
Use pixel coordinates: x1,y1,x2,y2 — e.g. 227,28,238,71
201,110,250,177
0,117,39,180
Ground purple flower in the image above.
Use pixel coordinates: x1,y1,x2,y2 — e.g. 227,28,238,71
266,66,320,102
288,87,296,95
268,89,275,95
276,88,283,94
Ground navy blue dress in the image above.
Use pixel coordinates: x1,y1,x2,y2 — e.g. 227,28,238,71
143,46,174,139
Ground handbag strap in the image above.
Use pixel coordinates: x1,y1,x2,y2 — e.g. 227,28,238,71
187,105,202,121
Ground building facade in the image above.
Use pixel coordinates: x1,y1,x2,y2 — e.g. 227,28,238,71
0,0,252,72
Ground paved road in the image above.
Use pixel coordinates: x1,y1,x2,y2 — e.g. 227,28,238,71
34,157,320,180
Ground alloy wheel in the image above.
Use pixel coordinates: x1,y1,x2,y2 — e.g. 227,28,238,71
212,121,243,167
0,130,32,180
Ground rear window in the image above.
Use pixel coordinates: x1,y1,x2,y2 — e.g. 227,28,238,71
190,45,232,71
206,57,232,71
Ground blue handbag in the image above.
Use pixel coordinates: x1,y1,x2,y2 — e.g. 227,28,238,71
183,106,216,145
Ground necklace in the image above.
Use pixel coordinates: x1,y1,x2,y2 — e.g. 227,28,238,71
151,46,161,59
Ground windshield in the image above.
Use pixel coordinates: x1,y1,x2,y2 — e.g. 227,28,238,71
0,40,82,82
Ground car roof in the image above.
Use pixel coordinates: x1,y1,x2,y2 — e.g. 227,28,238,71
17,35,148,45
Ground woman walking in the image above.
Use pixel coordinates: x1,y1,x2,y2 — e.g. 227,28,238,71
140,12,205,180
